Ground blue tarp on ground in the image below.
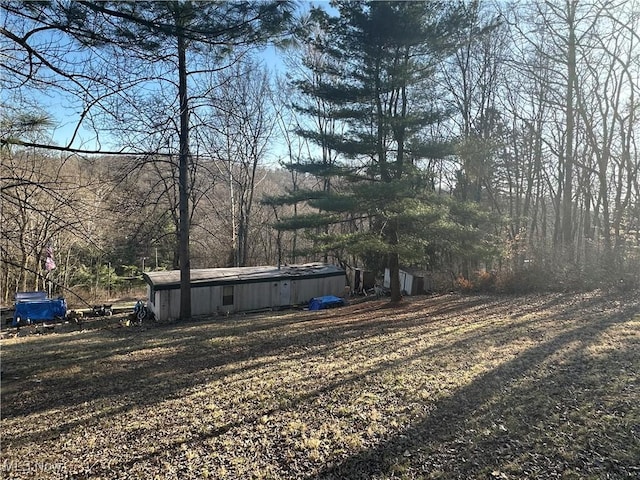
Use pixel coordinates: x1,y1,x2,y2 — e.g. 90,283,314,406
308,295,345,311
13,296,67,326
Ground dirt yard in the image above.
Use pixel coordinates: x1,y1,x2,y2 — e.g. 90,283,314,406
1,291,639,479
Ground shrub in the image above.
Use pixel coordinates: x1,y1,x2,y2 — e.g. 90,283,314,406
475,270,496,292
454,271,496,293
455,275,474,292
494,265,553,294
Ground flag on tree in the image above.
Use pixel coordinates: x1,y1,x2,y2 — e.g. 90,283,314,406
45,244,56,271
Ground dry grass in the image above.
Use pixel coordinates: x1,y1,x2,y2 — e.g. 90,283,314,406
1,291,639,479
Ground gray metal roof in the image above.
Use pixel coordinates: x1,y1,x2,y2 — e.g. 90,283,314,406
143,262,344,289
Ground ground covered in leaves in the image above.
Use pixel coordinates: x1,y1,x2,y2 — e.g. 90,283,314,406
1,291,639,479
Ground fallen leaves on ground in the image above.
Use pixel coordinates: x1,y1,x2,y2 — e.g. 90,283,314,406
1,290,639,479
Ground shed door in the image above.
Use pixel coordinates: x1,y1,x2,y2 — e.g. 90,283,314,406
279,281,291,306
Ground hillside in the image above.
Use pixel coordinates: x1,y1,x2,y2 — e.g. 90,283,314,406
1,291,639,479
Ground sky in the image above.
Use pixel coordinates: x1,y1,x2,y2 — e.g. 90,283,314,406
5,1,334,154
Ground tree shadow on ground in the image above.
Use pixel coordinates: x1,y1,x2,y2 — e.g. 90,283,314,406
0,294,544,420
307,296,640,479
1,292,632,418
1,291,638,479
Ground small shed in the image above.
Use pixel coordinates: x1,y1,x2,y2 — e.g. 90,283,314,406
143,263,346,322
383,267,428,296
345,267,376,295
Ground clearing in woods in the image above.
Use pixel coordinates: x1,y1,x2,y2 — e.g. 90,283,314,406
1,291,639,479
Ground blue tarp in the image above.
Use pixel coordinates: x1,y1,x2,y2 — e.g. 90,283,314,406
308,295,345,311
13,295,67,326
15,291,48,302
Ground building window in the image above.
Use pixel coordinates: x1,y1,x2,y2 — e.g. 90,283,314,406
222,285,234,306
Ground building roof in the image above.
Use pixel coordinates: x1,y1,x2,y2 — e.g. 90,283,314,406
143,263,344,289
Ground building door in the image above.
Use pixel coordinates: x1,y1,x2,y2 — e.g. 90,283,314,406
279,280,291,306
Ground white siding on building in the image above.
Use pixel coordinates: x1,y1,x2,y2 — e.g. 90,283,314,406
384,267,426,296
145,263,345,322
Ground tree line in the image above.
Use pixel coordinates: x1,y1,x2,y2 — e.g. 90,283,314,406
1,1,639,312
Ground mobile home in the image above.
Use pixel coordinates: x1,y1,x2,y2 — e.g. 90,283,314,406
143,263,346,322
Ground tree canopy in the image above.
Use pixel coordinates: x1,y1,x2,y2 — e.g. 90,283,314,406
2,0,639,308
272,1,495,301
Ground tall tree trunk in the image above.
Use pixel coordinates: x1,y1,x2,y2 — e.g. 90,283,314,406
389,252,401,303
562,0,577,256
177,29,191,320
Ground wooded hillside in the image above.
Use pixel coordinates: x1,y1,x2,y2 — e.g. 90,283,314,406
2,1,639,308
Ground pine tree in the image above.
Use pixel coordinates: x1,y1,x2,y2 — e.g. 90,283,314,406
273,1,485,302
